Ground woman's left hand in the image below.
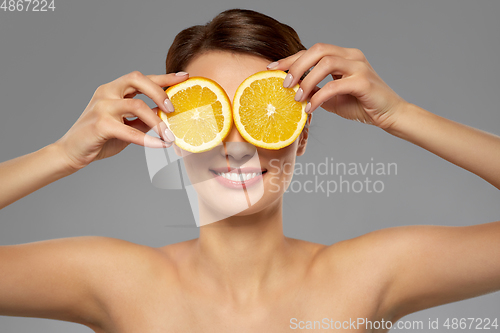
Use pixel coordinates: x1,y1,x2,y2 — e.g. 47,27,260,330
268,43,408,130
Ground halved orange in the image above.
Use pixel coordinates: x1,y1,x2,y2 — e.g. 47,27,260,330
158,77,232,153
233,70,307,150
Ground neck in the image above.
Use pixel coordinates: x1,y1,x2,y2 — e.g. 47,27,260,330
194,198,292,303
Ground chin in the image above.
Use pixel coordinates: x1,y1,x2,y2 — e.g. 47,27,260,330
193,179,282,225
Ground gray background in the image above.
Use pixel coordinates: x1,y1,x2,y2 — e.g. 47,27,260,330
1,0,499,332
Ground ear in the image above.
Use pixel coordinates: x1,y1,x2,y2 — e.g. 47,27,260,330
296,114,312,156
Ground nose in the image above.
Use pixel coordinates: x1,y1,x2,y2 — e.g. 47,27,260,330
220,125,256,161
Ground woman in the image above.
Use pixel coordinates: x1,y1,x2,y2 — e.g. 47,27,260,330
0,8,499,332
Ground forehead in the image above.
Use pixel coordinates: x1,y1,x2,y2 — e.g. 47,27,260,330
184,51,270,102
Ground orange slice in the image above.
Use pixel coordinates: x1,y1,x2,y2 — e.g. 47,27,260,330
232,70,307,150
158,77,232,153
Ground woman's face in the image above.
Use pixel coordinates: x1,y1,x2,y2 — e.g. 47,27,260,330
177,51,309,225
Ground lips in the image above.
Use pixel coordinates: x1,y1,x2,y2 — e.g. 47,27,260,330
210,167,267,189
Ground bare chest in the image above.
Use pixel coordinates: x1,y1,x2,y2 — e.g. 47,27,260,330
96,281,385,333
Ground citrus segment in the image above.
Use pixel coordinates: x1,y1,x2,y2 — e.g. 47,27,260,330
158,77,232,153
233,70,307,150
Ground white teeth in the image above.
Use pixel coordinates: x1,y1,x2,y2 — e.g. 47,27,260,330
216,171,262,182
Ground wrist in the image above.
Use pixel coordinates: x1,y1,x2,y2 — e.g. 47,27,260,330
0,143,81,209
45,142,82,177
382,102,429,140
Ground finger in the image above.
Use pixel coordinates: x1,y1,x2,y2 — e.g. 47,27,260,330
106,119,172,148
146,71,189,88
267,44,349,72
284,45,350,89
295,56,362,102
124,92,140,99
305,86,321,101
126,107,176,143
303,86,321,114
102,99,171,143
307,76,367,114
266,50,306,71
114,71,189,114
124,118,150,134
275,44,363,89
125,117,175,145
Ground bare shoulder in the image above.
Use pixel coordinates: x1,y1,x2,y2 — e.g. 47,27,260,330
307,227,422,312
313,226,426,267
44,236,178,295
157,238,197,257
0,235,176,330
315,223,481,266
285,237,327,257
82,236,180,290
308,224,480,319
283,227,437,278
79,236,183,329
45,235,173,273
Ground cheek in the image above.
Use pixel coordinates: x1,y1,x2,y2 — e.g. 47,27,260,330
182,150,214,183
281,159,296,178
262,147,298,194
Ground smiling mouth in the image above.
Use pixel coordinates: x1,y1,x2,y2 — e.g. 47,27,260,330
213,171,264,181
209,168,267,184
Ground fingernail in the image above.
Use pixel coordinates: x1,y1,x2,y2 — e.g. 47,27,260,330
283,73,293,88
267,61,279,70
305,102,312,113
156,137,170,148
164,98,175,113
294,88,303,102
176,71,188,76
165,128,175,142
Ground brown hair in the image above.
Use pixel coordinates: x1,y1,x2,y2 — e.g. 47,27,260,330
165,9,306,73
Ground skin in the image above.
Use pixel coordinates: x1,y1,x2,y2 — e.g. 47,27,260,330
172,52,309,226
0,46,500,333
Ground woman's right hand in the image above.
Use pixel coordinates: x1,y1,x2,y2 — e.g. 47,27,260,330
55,71,189,171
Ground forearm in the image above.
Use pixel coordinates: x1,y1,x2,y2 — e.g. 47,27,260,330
385,103,500,190
0,143,76,209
